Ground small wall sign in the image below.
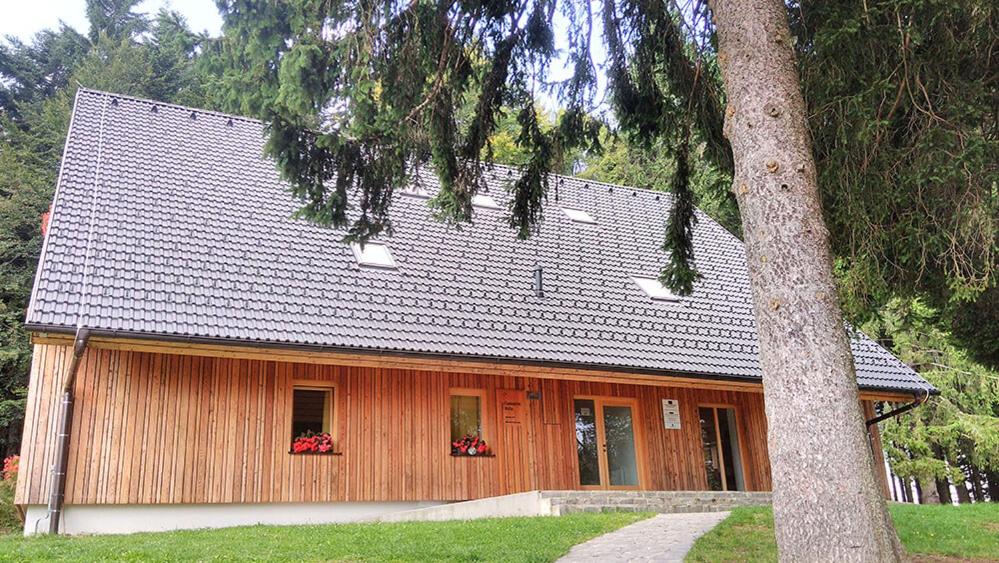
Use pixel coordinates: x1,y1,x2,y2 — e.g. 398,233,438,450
662,399,681,430
498,389,526,424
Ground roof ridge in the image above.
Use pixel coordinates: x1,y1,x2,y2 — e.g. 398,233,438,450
76,87,265,126
485,160,677,198
74,89,683,199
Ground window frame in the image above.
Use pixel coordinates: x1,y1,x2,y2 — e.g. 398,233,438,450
561,207,598,224
400,185,431,198
350,241,398,269
696,403,748,491
290,379,338,451
448,388,487,444
471,194,501,210
631,276,682,302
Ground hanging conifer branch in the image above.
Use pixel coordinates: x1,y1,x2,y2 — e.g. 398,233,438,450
660,127,700,295
218,0,726,291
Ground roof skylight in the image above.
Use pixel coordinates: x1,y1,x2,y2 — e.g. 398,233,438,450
472,194,501,209
632,276,681,302
401,185,430,198
351,242,397,269
562,207,597,224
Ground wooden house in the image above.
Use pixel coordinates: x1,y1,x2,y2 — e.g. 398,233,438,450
15,90,934,535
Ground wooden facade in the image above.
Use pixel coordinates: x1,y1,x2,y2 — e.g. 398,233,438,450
16,341,892,507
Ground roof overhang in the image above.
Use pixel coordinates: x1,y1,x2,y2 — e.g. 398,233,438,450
28,324,931,402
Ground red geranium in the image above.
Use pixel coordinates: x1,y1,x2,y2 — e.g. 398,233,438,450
451,434,490,456
2,455,18,481
292,431,335,454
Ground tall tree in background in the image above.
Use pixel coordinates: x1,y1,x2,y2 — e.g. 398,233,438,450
0,2,218,457
216,0,910,558
790,0,998,367
868,300,999,503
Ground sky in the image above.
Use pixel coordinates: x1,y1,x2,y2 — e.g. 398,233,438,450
0,0,223,40
0,0,601,113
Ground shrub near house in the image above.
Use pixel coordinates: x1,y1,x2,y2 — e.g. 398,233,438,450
1,455,19,533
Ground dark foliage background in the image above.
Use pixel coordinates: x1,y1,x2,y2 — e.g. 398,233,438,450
0,0,995,500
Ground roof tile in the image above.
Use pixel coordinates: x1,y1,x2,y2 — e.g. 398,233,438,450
26,89,935,394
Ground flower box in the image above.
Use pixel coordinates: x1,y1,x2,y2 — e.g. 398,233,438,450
291,431,338,454
450,434,491,457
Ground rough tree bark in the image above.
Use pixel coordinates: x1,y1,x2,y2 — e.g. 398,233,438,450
956,478,972,504
920,477,941,504
987,470,999,502
936,478,953,505
970,465,985,501
707,0,905,559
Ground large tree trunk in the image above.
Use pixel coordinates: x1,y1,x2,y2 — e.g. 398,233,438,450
919,477,940,504
987,470,999,502
970,465,985,501
956,478,972,504
936,478,954,505
913,479,924,504
708,0,905,560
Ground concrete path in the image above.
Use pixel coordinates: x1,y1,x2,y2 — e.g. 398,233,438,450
558,511,730,562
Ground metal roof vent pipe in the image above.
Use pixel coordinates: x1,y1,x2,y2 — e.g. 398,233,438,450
533,262,544,297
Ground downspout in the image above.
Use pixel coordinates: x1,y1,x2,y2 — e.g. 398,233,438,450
45,327,90,534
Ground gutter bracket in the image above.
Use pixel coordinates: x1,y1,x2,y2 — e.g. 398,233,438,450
865,388,930,429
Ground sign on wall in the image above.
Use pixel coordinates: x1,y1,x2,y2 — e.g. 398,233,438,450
498,389,526,424
662,399,681,430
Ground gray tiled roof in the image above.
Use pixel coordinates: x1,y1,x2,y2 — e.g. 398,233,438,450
26,89,934,394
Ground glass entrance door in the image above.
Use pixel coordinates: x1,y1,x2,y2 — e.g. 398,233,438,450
574,398,642,489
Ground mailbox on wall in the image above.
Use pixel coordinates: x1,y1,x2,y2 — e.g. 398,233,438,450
662,398,681,430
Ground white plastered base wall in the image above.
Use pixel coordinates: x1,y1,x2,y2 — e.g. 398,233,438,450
22,501,444,536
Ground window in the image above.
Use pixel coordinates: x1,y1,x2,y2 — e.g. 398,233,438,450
401,185,430,198
561,207,597,224
450,391,483,442
471,194,501,209
351,241,397,268
291,386,333,440
632,276,681,301
698,406,745,491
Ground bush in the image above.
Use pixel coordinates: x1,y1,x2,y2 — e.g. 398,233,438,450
0,455,20,534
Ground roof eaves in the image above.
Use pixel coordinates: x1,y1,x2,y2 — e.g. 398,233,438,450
25,321,937,396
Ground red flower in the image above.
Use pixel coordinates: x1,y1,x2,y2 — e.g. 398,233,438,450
292,431,335,454
451,435,489,456
1,455,18,481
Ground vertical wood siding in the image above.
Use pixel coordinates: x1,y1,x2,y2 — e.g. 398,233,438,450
863,400,892,499
16,344,779,505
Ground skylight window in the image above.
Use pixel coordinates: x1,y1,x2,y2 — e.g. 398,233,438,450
401,185,430,198
351,242,397,269
632,276,681,302
561,207,597,224
472,194,501,209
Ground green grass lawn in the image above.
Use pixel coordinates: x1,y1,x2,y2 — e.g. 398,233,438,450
686,503,999,562
0,512,650,562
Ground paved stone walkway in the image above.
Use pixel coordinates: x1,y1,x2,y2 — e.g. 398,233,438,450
558,511,730,562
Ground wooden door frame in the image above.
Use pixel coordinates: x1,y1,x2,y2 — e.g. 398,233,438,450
696,403,749,491
571,395,648,490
